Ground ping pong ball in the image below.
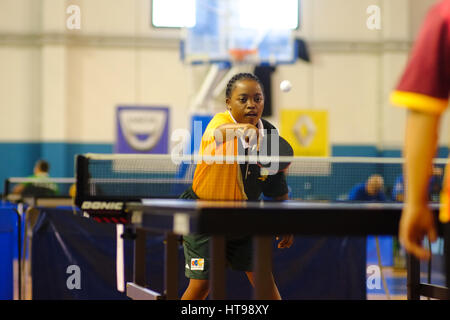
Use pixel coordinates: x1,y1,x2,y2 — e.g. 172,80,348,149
280,80,292,92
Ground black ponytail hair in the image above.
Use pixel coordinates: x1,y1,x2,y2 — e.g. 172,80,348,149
225,72,265,100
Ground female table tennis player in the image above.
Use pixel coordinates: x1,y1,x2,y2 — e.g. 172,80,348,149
179,72,294,300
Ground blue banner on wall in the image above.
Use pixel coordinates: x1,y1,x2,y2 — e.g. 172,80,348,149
190,114,213,154
115,106,169,154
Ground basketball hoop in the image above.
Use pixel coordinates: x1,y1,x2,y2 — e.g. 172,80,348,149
228,48,259,63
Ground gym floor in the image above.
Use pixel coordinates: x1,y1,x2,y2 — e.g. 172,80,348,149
367,265,447,300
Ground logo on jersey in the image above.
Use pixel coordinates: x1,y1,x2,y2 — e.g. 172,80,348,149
191,258,205,271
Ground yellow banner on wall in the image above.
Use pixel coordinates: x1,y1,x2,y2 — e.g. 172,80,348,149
280,110,329,157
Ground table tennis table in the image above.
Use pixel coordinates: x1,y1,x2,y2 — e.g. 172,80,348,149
3,193,76,300
123,199,449,300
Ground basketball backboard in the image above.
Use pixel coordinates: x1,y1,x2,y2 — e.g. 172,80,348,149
180,0,298,66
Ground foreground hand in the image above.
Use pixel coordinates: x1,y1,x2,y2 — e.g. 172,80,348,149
399,204,437,260
276,234,294,249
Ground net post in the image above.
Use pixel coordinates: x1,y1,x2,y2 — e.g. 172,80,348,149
74,155,89,208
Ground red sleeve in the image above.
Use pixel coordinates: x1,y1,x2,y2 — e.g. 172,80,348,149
391,2,450,113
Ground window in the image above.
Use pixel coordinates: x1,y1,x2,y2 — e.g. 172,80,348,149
152,0,196,28
151,0,300,30
239,0,299,30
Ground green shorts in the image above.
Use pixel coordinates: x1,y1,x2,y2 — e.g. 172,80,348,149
179,187,253,279
183,234,253,280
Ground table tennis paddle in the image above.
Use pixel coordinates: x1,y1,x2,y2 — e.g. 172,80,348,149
257,133,293,174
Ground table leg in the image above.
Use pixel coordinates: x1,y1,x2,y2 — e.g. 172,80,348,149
134,227,147,287
165,232,179,300
444,224,450,290
253,235,273,300
407,253,421,300
210,235,226,300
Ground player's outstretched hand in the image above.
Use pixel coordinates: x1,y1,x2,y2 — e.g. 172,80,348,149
399,204,437,260
240,124,259,149
276,234,294,249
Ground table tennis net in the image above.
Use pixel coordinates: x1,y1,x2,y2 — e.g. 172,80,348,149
75,154,446,203
4,177,75,199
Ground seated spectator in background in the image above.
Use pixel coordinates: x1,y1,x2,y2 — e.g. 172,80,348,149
13,160,59,196
348,174,387,201
392,166,443,202
392,176,405,202
429,166,444,201
69,183,76,199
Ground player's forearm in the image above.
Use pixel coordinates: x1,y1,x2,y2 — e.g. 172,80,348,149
404,110,440,206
